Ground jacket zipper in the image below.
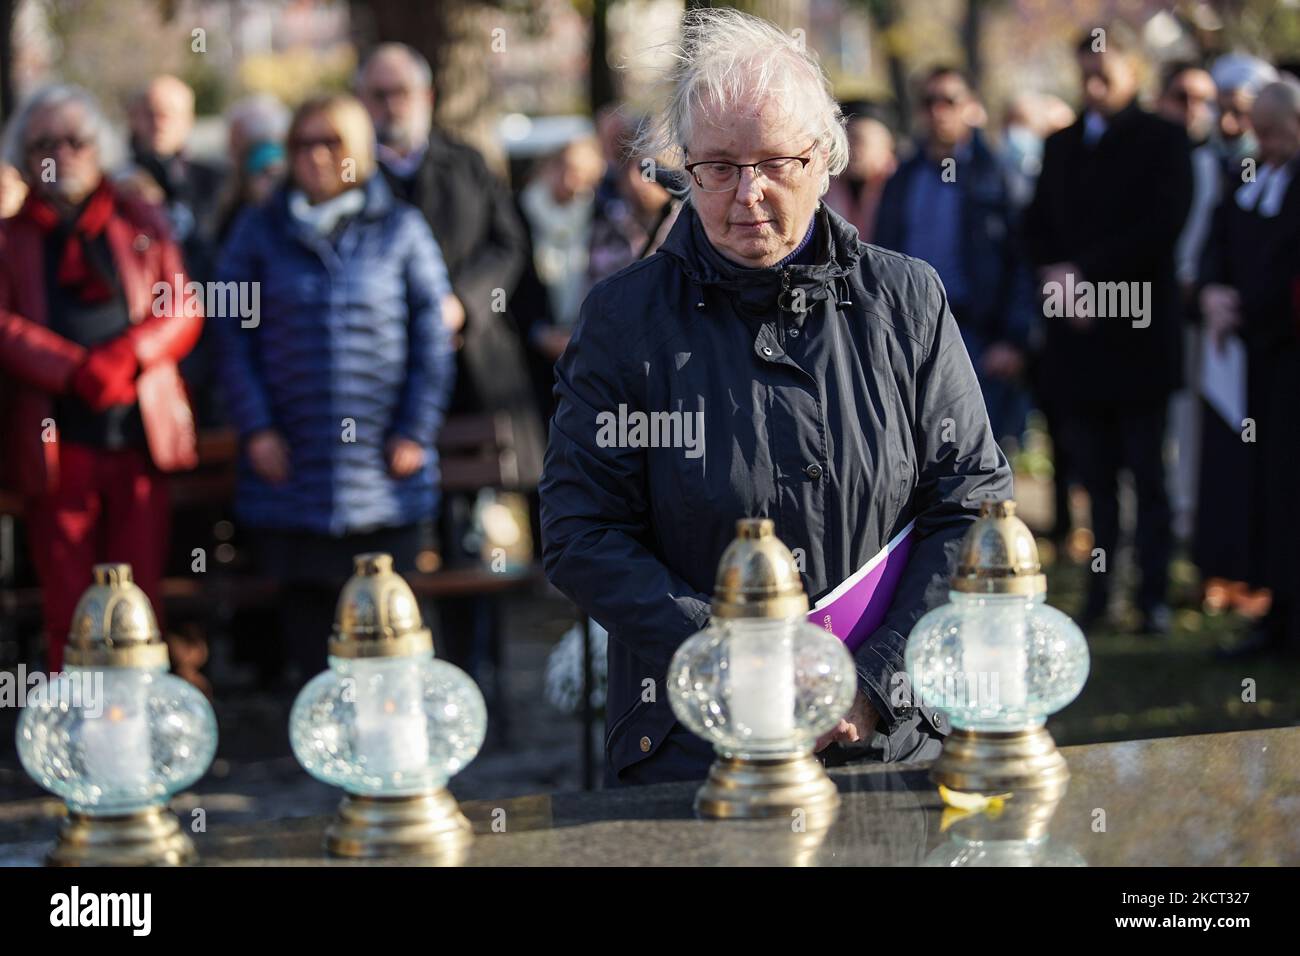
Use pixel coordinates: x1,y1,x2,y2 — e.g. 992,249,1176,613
779,267,792,343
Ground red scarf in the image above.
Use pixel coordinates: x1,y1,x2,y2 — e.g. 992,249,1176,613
19,178,117,303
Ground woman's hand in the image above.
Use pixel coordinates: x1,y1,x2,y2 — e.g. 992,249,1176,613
441,293,466,333
814,690,879,753
246,429,291,485
386,436,426,479
1200,283,1242,349
71,338,138,411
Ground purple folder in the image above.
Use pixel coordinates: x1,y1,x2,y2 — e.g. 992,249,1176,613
808,520,916,652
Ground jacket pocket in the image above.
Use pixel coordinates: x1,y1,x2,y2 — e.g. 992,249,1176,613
604,695,644,753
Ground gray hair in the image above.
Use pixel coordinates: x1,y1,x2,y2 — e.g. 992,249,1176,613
355,42,434,92
1211,54,1277,97
1,84,122,177
225,93,291,145
633,7,848,195
1255,78,1300,118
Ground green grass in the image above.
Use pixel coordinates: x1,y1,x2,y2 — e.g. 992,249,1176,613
1040,554,1300,746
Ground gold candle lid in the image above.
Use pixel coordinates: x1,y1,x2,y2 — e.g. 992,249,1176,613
328,553,434,658
64,564,170,669
712,519,810,619
952,500,1047,595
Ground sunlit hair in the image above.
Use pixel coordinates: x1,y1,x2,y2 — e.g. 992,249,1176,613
632,7,848,195
1255,78,1300,119
1,84,122,177
226,93,291,148
287,94,376,185
355,42,434,93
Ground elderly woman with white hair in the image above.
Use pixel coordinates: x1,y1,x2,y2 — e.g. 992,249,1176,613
0,84,201,670
540,8,1011,787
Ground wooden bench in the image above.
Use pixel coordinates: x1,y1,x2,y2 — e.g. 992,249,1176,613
0,417,544,707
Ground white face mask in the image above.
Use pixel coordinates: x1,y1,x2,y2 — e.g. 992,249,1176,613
1004,124,1041,159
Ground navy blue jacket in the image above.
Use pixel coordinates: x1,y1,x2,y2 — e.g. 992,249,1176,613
874,131,1036,356
540,202,1013,784
215,176,454,535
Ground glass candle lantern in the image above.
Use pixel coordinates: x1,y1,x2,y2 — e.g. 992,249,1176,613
669,519,857,825
289,553,487,859
904,501,1090,797
16,564,217,866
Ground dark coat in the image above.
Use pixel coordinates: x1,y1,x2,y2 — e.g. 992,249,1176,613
1022,102,1193,409
214,175,454,536
874,130,1037,440
381,129,545,489
540,201,1014,785
1197,159,1300,592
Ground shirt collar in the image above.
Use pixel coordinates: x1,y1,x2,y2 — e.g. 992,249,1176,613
377,141,427,179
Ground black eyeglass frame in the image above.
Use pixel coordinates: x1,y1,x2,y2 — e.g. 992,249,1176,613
683,143,818,192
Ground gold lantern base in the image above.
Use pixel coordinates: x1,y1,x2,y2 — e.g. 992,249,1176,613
929,726,1070,799
47,806,196,867
326,790,473,861
695,752,841,827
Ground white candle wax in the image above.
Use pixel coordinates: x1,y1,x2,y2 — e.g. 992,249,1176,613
355,691,430,776
960,605,1028,713
728,633,796,739
81,705,153,787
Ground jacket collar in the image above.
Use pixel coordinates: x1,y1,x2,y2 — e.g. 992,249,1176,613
660,200,859,284
272,173,394,254
273,173,393,225
658,200,862,319
1067,99,1144,146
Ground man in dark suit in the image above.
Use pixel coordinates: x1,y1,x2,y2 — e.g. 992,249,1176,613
1023,23,1193,634
356,43,543,676
356,43,542,490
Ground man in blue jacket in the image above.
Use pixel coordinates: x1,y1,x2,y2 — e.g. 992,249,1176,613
874,66,1037,447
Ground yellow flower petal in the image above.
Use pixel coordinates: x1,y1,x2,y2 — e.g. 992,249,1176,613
938,783,1014,811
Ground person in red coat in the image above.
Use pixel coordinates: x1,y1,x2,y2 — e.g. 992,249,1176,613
0,85,201,670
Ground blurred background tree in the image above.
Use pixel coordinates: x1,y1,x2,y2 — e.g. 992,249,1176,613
2,0,1300,149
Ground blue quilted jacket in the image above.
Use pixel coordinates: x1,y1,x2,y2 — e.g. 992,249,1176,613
214,175,454,535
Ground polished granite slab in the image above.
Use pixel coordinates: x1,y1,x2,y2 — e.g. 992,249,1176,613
192,727,1299,866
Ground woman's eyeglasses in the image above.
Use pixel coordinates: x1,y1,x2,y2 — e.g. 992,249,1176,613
26,135,93,157
684,144,816,193
290,135,345,154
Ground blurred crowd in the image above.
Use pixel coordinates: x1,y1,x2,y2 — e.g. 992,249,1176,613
2,20,1299,680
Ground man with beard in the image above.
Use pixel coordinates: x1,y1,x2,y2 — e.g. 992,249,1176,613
356,43,542,671
0,85,201,669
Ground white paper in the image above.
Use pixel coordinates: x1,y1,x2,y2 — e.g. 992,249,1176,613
1199,334,1247,430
